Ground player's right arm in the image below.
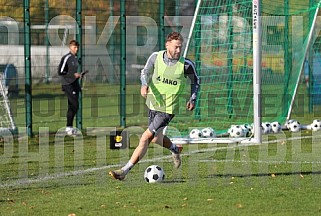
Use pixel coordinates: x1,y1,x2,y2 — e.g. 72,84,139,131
58,54,79,84
57,54,69,75
140,52,158,98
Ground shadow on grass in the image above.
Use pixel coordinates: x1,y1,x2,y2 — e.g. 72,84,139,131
162,179,186,184
0,179,95,190
207,170,321,178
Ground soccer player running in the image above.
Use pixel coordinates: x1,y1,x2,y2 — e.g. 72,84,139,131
58,40,83,136
109,32,200,180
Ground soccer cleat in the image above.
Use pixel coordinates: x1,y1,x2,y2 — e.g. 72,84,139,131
109,169,126,181
172,145,183,168
66,127,79,136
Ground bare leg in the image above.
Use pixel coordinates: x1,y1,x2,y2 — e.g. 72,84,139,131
129,129,154,165
108,129,154,180
109,127,182,180
152,132,172,149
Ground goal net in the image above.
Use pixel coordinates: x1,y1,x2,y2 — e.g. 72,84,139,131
168,0,321,143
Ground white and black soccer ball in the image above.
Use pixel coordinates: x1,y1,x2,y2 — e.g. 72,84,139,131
240,124,251,137
288,120,301,132
311,119,321,131
271,121,282,133
144,165,165,183
247,123,255,137
262,122,272,134
285,119,296,130
189,128,202,139
201,127,216,138
228,125,246,138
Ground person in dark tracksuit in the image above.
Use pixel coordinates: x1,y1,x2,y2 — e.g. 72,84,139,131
57,40,82,136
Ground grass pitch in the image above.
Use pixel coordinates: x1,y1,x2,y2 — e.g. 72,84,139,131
2,130,321,215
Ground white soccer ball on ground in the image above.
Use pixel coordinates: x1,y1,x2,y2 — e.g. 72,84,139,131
144,165,165,183
288,120,301,132
228,125,246,138
262,122,272,134
247,123,255,137
240,124,251,137
311,119,321,131
189,128,202,139
271,121,282,133
201,127,216,138
285,119,296,130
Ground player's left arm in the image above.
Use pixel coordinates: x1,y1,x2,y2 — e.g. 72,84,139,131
184,59,200,111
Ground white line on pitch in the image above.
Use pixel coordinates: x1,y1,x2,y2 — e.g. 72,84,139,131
0,134,317,188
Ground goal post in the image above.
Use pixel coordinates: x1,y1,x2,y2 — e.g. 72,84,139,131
252,0,262,144
168,0,321,144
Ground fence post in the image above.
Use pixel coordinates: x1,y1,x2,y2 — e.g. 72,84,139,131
159,0,165,50
45,0,50,83
23,0,33,136
120,0,126,128
76,0,83,130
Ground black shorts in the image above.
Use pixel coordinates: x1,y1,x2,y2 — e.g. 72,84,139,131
148,110,174,135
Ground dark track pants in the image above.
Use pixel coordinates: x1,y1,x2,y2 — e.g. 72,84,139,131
62,83,80,127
